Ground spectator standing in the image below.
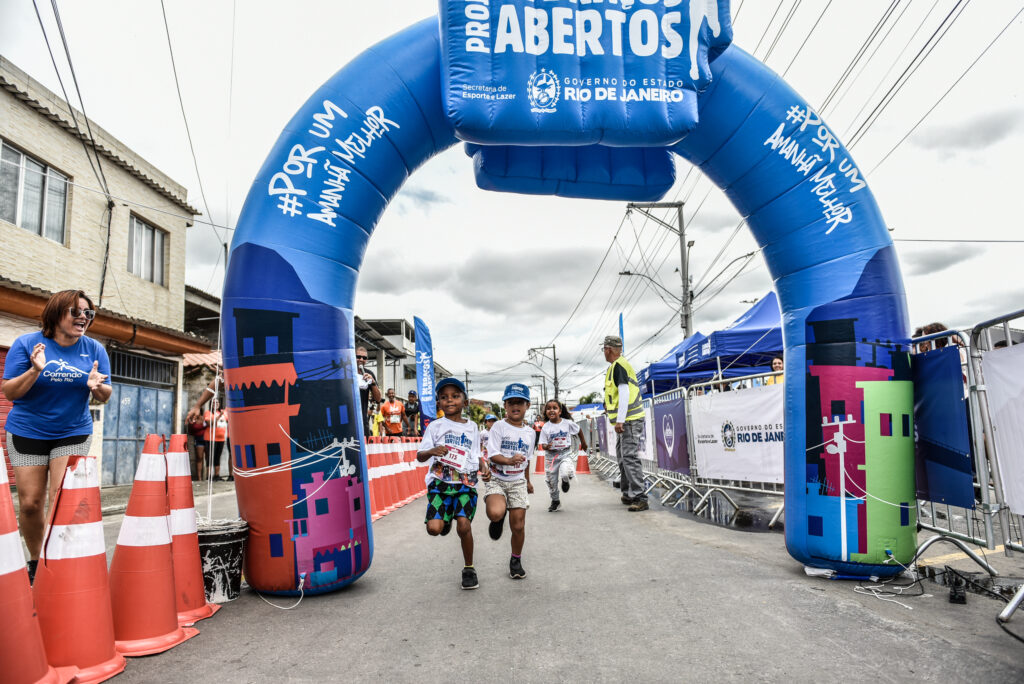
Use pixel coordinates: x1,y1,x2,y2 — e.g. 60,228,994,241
203,407,229,480
601,335,648,511
380,388,405,437
187,411,209,480
762,356,784,385
404,390,421,437
356,346,381,436
1,289,112,583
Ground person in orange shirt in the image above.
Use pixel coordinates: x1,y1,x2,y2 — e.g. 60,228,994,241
203,407,229,480
380,389,405,437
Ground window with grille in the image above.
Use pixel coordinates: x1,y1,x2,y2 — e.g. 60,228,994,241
109,350,176,389
127,215,167,286
0,141,69,243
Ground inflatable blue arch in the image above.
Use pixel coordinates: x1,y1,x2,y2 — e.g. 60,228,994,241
223,2,914,595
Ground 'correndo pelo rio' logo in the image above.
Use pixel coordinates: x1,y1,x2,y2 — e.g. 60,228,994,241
528,68,559,113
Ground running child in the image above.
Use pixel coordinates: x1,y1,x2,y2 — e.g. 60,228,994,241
480,413,498,458
417,377,490,590
539,399,588,512
484,383,535,579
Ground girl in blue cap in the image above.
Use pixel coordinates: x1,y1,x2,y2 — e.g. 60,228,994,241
484,383,535,579
416,377,490,589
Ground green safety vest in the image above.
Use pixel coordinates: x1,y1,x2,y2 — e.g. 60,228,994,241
604,356,645,423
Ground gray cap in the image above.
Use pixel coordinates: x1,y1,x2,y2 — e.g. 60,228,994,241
601,335,623,348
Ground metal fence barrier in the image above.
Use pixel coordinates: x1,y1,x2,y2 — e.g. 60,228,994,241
591,373,786,527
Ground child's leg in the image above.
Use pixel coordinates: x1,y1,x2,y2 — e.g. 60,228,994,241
456,516,473,565
559,455,575,482
485,493,507,521
545,466,559,501
508,508,526,556
424,480,447,535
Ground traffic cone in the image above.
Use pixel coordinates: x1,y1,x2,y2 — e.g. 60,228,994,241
0,450,78,684
535,446,546,474
576,451,592,474
109,435,198,656
34,454,125,683
166,434,220,626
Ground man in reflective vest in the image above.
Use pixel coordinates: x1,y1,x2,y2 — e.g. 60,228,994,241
602,335,648,511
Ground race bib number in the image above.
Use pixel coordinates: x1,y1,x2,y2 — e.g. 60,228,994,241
389,415,401,424
551,436,570,450
440,444,470,471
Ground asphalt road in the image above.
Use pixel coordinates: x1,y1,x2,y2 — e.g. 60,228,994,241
99,476,1022,683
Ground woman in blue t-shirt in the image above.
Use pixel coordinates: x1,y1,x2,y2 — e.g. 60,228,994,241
1,289,111,582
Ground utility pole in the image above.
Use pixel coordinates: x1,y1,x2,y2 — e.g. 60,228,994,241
528,344,559,400
531,375,548,403
625,201,693,338
464,371,471,398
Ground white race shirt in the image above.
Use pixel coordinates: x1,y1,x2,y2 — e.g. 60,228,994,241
418,417,482,485
540,419,580,456
487,419,535,482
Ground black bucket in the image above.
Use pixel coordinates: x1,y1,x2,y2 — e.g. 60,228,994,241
196,519,248,603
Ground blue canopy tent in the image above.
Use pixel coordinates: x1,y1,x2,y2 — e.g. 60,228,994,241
638,332,707,396
677,292,783,375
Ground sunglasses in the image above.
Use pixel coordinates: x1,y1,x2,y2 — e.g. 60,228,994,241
68,307,96,320
355,354,367,360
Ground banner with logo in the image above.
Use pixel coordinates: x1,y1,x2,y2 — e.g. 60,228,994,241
690,384,784,483
654,394,689,474
414,316,436,431
982,343,1024,515
440,0,733,146
596,415,609,456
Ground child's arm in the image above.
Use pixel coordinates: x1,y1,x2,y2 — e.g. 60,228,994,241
417,445,446,462
525,460,534,494
578,433,588,451
478,457,491,481
489,453,521,466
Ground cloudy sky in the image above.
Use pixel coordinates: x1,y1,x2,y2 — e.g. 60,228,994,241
2,1,1022,402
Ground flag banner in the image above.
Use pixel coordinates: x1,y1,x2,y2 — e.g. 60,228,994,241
654,394,689,474
982,343,1024,515
690,384,784,483
414,316,436,431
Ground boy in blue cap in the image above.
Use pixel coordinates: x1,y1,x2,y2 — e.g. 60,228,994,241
417,377,490,589
484,383,535,579
481,413,498,458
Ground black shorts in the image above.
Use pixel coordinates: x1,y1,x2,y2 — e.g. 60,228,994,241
6,433,92,467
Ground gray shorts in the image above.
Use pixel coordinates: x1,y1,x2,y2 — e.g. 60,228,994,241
484,477,530,509
6,432,93,468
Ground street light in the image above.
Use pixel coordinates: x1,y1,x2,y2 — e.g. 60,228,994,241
618,271,682,302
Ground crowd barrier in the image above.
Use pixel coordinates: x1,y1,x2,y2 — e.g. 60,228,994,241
589,374,786,527
364,437,428,521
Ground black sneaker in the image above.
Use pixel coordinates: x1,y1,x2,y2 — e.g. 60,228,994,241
489,515,504,541
561,479,570,493
461,567,479,590
628,498,649,512
509,556,526,579
620,495,634,505
441,519,452,536
548,500,560,512
612,479,621,489
26,559,38,584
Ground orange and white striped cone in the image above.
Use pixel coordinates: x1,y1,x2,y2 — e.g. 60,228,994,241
34,454,125,683
0,450,78,684
534,446,546,474
576,450,592,474
109,435,198,656
166,434,220,626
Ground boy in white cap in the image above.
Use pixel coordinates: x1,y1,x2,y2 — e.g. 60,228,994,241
484,383,535,579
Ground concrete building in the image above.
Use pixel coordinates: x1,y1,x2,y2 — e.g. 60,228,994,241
0,56,209,485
